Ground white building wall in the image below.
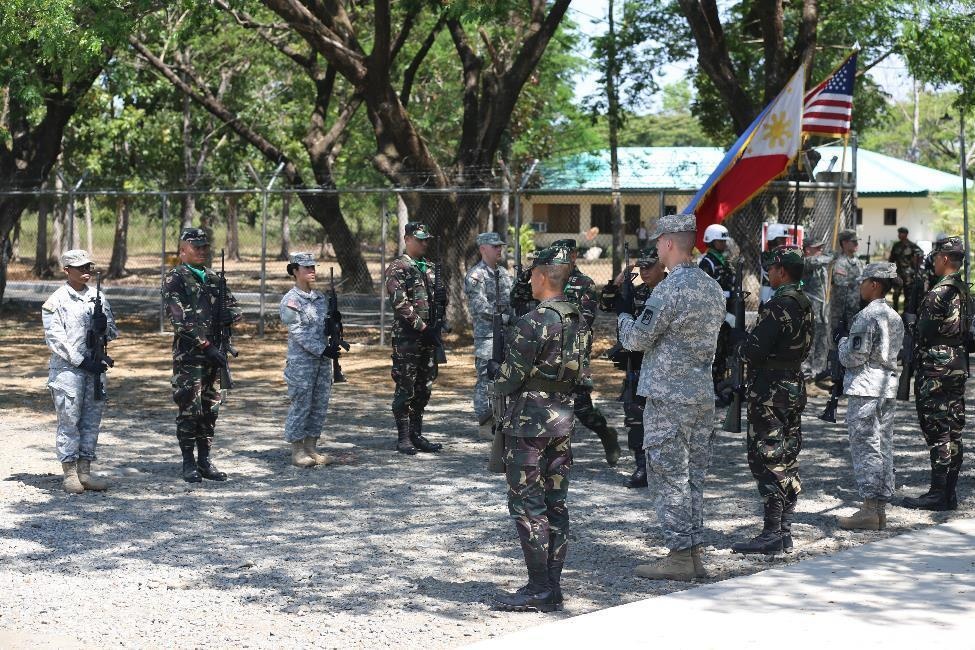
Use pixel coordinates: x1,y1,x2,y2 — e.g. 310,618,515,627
855,195,939,255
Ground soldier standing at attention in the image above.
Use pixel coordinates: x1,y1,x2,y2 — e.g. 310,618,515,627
164,228,242,483
42,250,118,493
618,214,725,581
835,263,904,530
384,222,444,456
888,226,922,312
279,253,335,468
698,224,735,405
464,232,513,439
600,244,667,487
491,246,584,613
732,246,813,555
801,238,832,381
551,238,621,467
903,236,970,511
830,229,865,331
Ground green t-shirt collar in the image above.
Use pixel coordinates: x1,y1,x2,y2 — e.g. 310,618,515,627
183,263,206,284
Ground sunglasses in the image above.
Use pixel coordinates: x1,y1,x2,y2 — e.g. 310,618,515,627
68,264,94,271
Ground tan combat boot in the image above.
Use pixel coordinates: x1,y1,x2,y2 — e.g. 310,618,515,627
61,461,84,494
690,544,708,579
303,437,333,466
635,548,697,581
76,459,108,491
837,498,885,530
291,441,315,468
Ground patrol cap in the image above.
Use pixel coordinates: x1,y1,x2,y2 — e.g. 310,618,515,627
289,252,316,267
934,236,965,255
803,236,826,249
61,249,93,268
635,244,659,268
649,213,696,239
180,227,209,246
527,246,571,269
838,229,858,243
476,232,505,246
862,262,898,280
551,238,577,250
761,245,804,268
405,222,433,239
897,226,909,234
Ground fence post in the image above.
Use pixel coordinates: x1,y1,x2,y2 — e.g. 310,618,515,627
259,163,286,338
160,193,168,335
513,187,521,265
380,191,388,347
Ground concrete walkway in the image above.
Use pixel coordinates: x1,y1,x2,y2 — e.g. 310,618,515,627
470,518,975,649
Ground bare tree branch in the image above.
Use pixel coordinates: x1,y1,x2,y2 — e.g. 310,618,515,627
400,13,446,106
213,0,314,69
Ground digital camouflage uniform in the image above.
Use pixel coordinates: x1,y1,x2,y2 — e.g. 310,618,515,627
735,247,813,553
802,250,832,377
618,229,725,552
43,279,118,463
699,246,734,399
830,243,865,334
838,278,903,502
465,251,513,426
280,284,333,443
888,234,922,311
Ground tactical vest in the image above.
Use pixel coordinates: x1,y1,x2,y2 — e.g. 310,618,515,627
523,300,590,393
922,275,974,350
758,286,813,370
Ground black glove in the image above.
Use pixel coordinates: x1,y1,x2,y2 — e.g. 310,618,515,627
486,359,502,380
78,356,106,374
322,343,340,360
612,291,634,316
90,311,108,333
420,326,439,346
203,344,228,367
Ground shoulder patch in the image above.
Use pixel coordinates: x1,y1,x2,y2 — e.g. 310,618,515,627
852,335,862,350
41,297,56,313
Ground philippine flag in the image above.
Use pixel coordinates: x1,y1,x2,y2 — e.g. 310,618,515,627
688,64,806,251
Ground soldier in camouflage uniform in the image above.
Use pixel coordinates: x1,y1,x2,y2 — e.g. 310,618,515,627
732,246,813,555
551,238,621,466
829,229,865,335
464,232,513,438
491,246,584,613
698,224,735,404
42,249,118,493
836,262,904,530
618,214,725,581
801,238,832,380
888,227,923,312
163,228,242,483
384,222,444,456
903,236,970,511
600,243,667,487
279,252,336,469
760,223,792,303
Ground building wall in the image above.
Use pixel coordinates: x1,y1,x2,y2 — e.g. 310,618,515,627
856,196,939,254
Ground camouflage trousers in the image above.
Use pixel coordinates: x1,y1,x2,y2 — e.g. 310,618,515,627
172,362,222,443
711,322,730,393
915,365,966,468
643,398,715,551
803,306,829,377
505,434,572,565
746,375,805,505
845,396,896,500
573,386,611,438
473,357,492,425
390,338,438,419
623,394,646,453
284,358,333,443
49,368,105,462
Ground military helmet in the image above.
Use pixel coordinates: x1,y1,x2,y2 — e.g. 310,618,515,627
703,224,730,243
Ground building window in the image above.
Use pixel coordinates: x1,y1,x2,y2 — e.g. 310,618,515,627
590,204,612,232
884,208,897,226
855,208,863,225
664,205,677,216
546,204,580,233
624,204,640,234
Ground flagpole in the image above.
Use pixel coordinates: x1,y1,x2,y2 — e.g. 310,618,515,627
830,135,850,251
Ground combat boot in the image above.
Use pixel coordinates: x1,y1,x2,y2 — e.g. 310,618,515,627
547,560,565,607
635,548,696,581
76,459,108,491
494,555,559,613
395,415,417,455
902,467,950,511
946,469,960,511
780,500,796,552
598,427,622,467
196,439,228,481
179,440,202,483
303,437,332,466
838,498,885,530
626,450,648,488
732,498,786,555
409,413,442,453
690,545,708,579
291,440,315,468
61,461,85,494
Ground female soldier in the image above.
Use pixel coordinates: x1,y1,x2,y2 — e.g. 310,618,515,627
280,252,334,468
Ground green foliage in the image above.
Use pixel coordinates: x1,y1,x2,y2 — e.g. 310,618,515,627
507,223,536,259
931,191,975,253
900,2,975,109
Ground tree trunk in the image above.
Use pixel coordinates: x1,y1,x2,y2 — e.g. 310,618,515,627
50,173,66,266
32,188,51,277
107,197,129,279
277,191,291,260
225,195,240,261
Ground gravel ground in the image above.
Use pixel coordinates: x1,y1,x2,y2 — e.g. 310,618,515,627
0,307,972,649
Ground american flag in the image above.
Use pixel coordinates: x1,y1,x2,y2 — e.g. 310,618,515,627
802,53,857,136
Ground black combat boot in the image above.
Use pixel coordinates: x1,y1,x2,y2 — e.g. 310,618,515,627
902,466,950,511
779,498,795,552
409,413,442,453
196,438,228,481
179,440,202,483
947,442,963,510
395,415,417,455
494,551,559,613
626,450,648,488
547,560,564,607
597,426,622,467
732,498,786,555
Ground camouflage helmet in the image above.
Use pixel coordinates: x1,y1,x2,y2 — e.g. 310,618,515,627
527,246,571,269
635,243,659,268
180,227,209,246
934,236,965,255
405,222,433,239
838,229,858,244
862,262,898,280
761,245,804,269
551,238,578,251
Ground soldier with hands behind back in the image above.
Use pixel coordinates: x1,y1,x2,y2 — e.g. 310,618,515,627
831,230,865,329
698,224,735,405
888,227,923,312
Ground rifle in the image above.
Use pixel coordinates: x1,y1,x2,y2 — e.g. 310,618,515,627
429,241,449,364
488,267,507,473
620,243,637,408
896,274,924,400
859,236,872,263
819,318,849,422
324,267,350,383
511,253,535,317
85,272,114,401
211,249,238,390
722,259,748,432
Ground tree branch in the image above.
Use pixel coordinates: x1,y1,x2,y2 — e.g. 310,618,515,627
213,0,314,69
400,13,446,106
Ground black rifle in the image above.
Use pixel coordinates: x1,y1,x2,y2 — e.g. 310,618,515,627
620,243,637,407
511,252,535,317
324,267,350,383
85,272,114,401
819,318,849,422
429,241,449,364
488,268,507,473
722,259,748,432
896,273,925,400
858,236,872,263
211,249,238,390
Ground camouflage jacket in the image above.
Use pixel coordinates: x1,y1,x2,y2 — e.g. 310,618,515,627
917,272,970,377
699,247,734,302
494,296,582,438
42,283,119,371
838,298,903,398
743,282,814,380
618,262,725,403
600,280,653,371
384,253,436,340
802,253,831,315
888,239,922,281
564,266,598,331
163,263,242,362
464,260,513,359
830,253,864,325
